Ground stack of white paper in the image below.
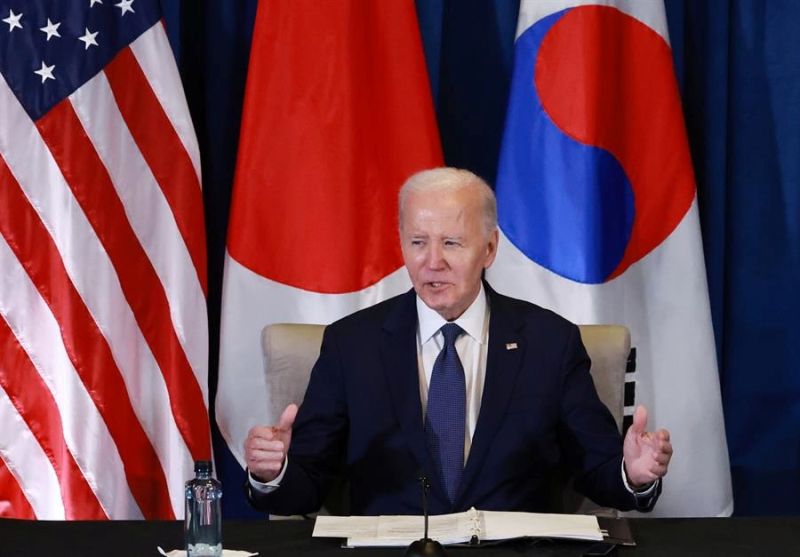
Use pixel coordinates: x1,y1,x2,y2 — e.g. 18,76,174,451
312,508,603,547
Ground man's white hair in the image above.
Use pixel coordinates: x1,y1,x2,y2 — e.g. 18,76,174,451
398,167,498,236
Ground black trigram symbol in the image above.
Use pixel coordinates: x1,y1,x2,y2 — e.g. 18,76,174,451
622,347,636,436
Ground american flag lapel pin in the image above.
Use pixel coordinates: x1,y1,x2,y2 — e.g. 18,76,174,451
505,342,518,350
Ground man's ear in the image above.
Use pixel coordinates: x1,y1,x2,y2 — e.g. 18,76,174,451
484,228,499,268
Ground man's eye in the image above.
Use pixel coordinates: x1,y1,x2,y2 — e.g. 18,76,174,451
411,240,424,246
444,240,461,247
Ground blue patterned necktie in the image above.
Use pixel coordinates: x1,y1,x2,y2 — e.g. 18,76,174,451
425,322,466,504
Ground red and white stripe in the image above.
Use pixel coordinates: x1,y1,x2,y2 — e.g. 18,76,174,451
0,23,209,519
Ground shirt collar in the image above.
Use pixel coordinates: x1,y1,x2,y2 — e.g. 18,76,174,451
416,283,488,345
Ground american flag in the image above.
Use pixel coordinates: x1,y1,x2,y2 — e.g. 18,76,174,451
0,0,210,519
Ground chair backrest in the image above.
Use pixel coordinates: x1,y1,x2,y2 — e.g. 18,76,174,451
576,324,629,432
261,322,630,514
262,323,326,426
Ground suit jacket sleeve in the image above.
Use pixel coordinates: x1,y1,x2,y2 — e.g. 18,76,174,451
246,326,349,515
557,324,659,512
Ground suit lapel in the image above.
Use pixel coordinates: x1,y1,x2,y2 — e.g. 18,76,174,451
456,285,526,506
379,290,446,501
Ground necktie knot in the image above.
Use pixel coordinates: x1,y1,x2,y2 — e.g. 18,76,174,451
440,322,463,347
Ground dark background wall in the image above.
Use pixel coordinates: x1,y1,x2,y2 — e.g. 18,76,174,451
160,0,800,516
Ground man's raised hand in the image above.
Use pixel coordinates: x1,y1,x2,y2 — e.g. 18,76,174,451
244,403,298,483
623,405,673,488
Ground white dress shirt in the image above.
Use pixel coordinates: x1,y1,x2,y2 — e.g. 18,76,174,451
416,282,489,463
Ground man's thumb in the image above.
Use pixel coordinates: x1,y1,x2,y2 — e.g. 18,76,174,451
278,403,298,430
631,405,648,434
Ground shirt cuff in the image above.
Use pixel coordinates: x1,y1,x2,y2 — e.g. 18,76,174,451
248,456,288,494
620,459,658,498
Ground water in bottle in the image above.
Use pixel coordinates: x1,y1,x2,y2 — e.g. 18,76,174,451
185,460,222,557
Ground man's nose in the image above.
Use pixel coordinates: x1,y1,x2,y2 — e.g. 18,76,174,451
425,243,447,270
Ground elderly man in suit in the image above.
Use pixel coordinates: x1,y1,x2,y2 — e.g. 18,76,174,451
244,167,672,516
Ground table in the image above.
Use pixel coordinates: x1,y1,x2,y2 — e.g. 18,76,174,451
0,516,796,556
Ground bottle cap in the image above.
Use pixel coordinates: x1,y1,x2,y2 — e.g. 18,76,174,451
194,460,213,474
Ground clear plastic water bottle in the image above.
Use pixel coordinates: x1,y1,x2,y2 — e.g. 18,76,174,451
185,460,222,557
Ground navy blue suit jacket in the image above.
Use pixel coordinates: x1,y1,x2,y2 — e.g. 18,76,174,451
248,284,658,515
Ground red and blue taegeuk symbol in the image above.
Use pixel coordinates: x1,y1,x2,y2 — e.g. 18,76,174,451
495,5,695,284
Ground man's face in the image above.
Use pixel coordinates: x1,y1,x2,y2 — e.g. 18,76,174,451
400,186,498,321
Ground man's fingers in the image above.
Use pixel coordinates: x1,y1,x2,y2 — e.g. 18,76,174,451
246,415,297,446
246,439,285,453
278,403,299,430
247,449,286,463
652,452,671,466
638,428,672,453
245,418,291,483
651,463,668,478
645,436,672,457
635,461,668,484
258,461,284,473
248,459,284,479
244,423,291,479
247,425,276,441
644,442,671,477
642,438,672,466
